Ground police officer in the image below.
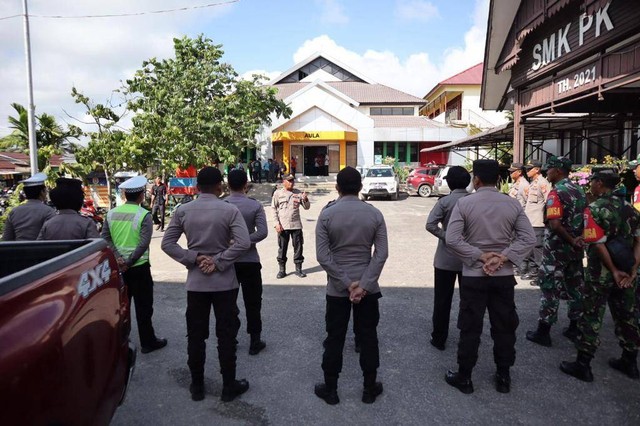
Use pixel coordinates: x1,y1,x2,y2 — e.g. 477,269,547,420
150,177,167,231
314,166,388,405
226,169,268,355
561,170,640,381
161,167,251,403
2,172,54,241
272,174,310,278
102,175,167,354
507,162,529,208
526,156,587,346
445,160,535,394
38,178,100,240
425,166,471,350
521,160,550,280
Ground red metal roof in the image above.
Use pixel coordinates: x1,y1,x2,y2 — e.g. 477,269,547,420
438,63,483,86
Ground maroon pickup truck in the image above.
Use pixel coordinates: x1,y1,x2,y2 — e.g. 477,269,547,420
0,239,135,426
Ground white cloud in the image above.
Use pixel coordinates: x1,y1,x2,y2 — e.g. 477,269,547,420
315,0,349,25
0,0,233,136
288,0,488,99
395,0,440,22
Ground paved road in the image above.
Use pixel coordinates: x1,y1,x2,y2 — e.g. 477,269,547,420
112,186,640,425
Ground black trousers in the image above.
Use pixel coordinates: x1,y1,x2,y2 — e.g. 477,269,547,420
457,275,519,372
277,229,304,265
322,295,380,377
252,170,261,183
151,203,165,230
186,289,240,384
123,263,157,347
234,262,263,335
432,268,461,344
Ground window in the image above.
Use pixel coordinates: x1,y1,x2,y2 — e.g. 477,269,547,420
409,143,418,162
397,143,406,162
367,168,393,177
346,142,357,168
374,142,384,156
370,107,414,116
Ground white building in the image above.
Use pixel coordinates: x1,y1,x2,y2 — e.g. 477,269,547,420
252,53,467,175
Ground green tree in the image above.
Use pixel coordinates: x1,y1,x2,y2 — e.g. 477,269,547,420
72,88,152,208
124,35,291,170
0,103,81,170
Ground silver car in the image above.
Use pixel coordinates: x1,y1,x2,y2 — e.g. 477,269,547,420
433,166,474,196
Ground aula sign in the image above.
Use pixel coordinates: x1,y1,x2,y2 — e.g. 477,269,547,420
531,1,614,71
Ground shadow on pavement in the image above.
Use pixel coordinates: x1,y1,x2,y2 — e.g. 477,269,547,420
113,284,640,426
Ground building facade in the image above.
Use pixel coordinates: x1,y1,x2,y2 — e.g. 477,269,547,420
252,53,467,175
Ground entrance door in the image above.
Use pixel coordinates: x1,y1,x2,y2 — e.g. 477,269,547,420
291,145,303,176
303,146,328,176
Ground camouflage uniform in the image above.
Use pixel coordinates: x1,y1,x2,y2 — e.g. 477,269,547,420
578,190,640,356
538,177,587,325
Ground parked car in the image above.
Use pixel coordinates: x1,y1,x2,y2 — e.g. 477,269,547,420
360,165,399,200
433,165,475,196
406,166,442,197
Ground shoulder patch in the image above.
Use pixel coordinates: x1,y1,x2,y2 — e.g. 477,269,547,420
323,199,337,209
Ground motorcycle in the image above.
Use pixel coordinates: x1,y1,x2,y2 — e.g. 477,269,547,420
81,199,104,232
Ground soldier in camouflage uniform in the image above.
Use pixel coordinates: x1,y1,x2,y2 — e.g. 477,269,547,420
560,170,640,382
526,156,587,346
630,154,640,326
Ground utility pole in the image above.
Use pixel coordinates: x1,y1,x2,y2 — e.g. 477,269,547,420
22,0,38,175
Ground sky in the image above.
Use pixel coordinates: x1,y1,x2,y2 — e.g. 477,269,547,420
0,0,489,137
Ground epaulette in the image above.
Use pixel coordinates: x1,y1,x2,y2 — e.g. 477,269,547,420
322,199,338,210
248,196,257,201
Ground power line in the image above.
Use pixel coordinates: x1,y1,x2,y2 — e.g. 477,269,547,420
0,0,238,21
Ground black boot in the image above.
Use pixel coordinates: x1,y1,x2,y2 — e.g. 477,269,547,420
521,268,538,280
249,333,266,355
362,372,383,403
494,366,511,393
295,264,307,278
314,374,339,405
526,321,552,347
560,351,594,382
608,349,640,379
189,372,205,401
221,373,250,402
444,369,473,394
276,264,286,279
562,320,580,343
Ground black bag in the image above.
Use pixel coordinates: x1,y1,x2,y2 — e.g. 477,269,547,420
605,235,635,274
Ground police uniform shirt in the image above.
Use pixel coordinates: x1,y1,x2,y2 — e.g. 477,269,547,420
446,187,536,277
101,203,153,266
161,193,251,292
508,176,530,208
425,188,468,271
2,200,55,241
37,210,100,240
272,187,310,230
226,193,268,263
524,174,550,227
315,195,388,297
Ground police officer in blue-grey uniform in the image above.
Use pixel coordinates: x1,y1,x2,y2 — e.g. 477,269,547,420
314,166,389,405
226,169,269,355
2,172,55,241
102,175,167,355
38,178,100,240
161,166,251,403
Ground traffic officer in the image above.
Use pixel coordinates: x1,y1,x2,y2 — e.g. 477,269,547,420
226,169,268,355
521,160,550,281
38,178,100,240
272,174,310,278
507,162,529,208
425,166,471,350
314,166,388,405
561,170,640,381
2,172,54,241
526,156,587,346
101,175,167,355
161,167,251,403
444,159,535,395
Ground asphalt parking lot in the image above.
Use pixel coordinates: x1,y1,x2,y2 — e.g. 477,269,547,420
112,186,640,425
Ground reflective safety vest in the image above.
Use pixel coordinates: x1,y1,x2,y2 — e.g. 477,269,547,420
106,203,150,267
